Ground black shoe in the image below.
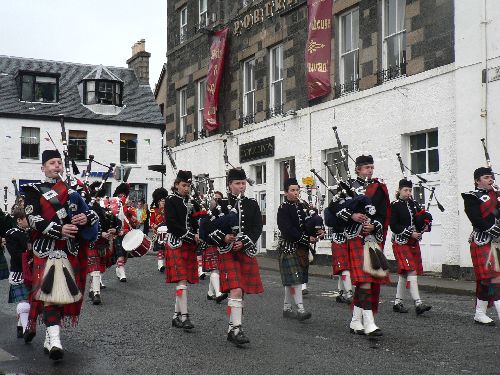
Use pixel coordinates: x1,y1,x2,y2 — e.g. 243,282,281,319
349,328,365,335
100,282,106,289
227,326,250,346
23,330,36,343
283,310,297,319
172,315,183,328
474,319,496,326
336,294,347,303
207,294,215,301
302,289,309,296
181,315,194,331
159,266,165,273
215,293,228,304
88,290,94,299
415,304,432,316
199,273,206,280
49,346,64,361
17,326,23,338
367,328,383,337
119,278,127,283
297,310,312,322
92,293,101,305
393,303,409,313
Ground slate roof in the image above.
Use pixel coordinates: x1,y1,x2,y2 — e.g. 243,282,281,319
0,55,164,127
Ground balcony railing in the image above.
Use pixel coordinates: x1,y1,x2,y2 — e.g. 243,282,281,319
334,78,360,98
239,113,255,127
265,104,283,119
376,61,407,85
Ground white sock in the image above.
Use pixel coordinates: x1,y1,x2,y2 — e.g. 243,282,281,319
16,302,30,332
208,275,215,297
176,284,188,320
228,298,243,334
210,270,221,297
337,277,344,291
284,286,292,311
91,271,100,295
395,275,406,304
302,283,307,290
341,270,352,292
292,284,305,313
407,275,422,305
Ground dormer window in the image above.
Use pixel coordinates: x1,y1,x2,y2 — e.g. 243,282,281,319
19,72,59,103
84,80,123,106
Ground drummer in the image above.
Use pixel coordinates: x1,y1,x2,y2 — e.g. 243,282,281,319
164,170,201,331
150,188,169,272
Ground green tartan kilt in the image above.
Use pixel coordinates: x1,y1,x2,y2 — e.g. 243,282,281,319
278,247,309,286
8,283,30,303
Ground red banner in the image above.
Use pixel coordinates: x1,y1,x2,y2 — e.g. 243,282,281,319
203,28,229,131
305,0,332,100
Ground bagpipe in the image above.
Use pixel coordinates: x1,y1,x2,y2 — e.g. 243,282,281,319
395,153,444,233
480,138,500,193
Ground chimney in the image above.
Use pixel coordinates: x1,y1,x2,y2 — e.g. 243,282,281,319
127,39,151,85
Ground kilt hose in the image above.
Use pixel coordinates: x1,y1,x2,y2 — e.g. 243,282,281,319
202,246,219,272
392,241,424,275
165,242,198,284
278,247,309,286
331,241,349,275
470,242,500,281
348,237,390,285
218,250,264,294
27,243,89,331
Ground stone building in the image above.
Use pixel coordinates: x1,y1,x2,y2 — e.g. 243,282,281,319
0,40,164,207
160,0,500,278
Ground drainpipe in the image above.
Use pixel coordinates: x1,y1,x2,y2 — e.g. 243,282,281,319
481,0,489,144
308,106,312,170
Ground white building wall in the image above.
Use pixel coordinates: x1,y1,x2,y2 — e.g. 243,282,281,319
0,117,164,208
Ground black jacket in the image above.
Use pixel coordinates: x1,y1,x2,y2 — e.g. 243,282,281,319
5,226,28,273
164,192,199,243
462,189,500,244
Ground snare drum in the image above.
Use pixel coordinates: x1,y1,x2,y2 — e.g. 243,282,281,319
157,226,168,244
100,197,121,216
122,229,152,258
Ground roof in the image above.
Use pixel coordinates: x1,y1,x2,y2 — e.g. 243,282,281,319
154,63,167,99
81,64,123,82
0,55,164,127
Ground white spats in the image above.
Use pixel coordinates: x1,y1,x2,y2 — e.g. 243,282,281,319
16,302,30,332
228,298,243,335
176,284,188,320
494,300,500,320
350,305,364,332
362,309,380,335
341,270,352,293
115,265,126,281
90,271,101,295
407,275,422,305
291,284,305,313
474,299,494,325
47,325,62,351
283,286,292,311
44,329,51,353
209,270,221,297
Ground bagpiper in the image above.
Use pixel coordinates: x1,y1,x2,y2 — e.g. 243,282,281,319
206,168,264,346
333,155,390,336
390,179,432,315
462,167,500,325
24,150,99,360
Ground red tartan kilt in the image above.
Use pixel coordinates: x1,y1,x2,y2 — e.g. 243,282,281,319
470,242,500,280
218,251,264,294
348,237,390,285
331,242,349,275
202,246,219,271
392,242,423,275
86,245,100,274
87,240,114,273
165,242,198,284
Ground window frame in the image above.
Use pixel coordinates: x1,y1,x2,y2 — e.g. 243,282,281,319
339,8,360,90
382,0,407,71
178,87,188,140
180,6,188,43
68,130,88,162
409,130,439,175
269,44,284,113
279,158,295,204
199,0,208,26
196,79,206,136
83,80,123,106
253,163,267,185
20,127,40,160
19,72,59,103
120,133,138,164
243,58,256,119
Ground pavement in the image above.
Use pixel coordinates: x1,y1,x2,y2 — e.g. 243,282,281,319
256,254,477,296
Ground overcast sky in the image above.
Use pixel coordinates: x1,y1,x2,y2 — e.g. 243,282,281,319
0,0,167,90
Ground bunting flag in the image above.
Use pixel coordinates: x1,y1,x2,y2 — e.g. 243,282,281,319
305,0,332,100
5,135,11,139
107,139,114,144
203,27,229,132
44,137,50,142
143,139,151,145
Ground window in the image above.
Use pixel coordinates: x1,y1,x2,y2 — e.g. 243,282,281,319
413,184,425,205
258,191,267,230
325,148,349,201
85,80,122,106
410,131,439,174
243,58,256,122
383,0,406,71
269,44,284,115
20,73,58,103
199,0,207,26
254,164,267,185
21,127,40,160
179,87,187,140
340,8,359,92
180,7,188,43
279,159,296,202
120,133,137,164
196,79,206,136
68,130,87,161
